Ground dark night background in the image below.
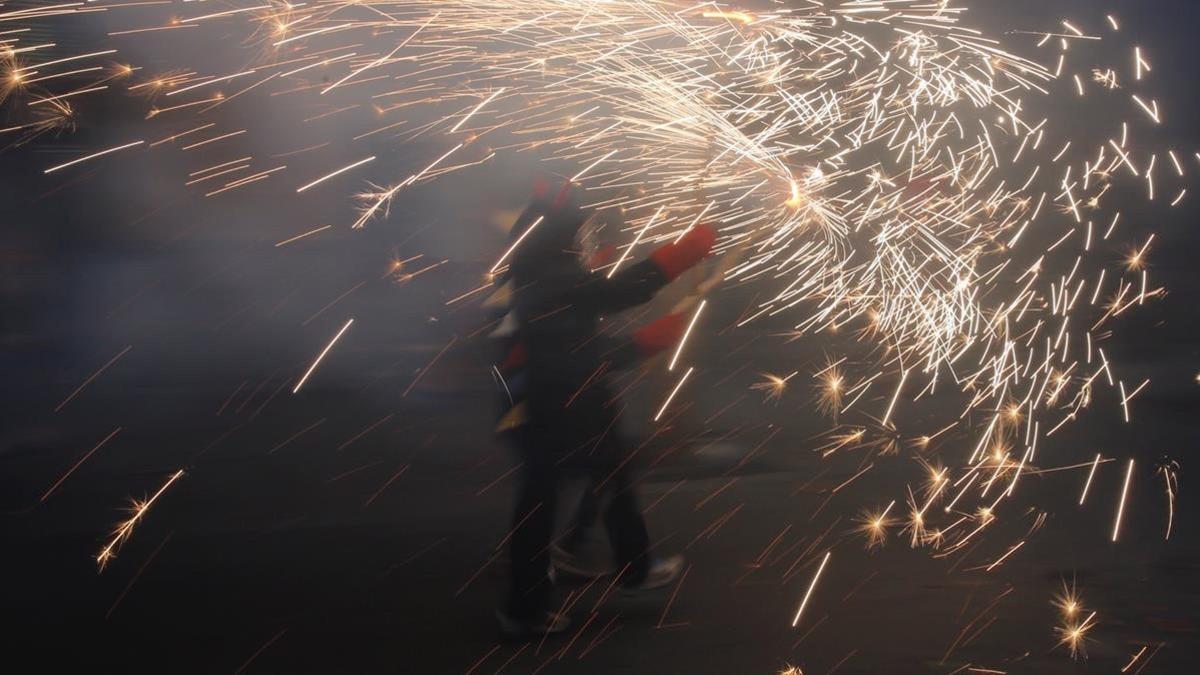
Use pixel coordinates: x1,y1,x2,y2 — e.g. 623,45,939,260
2,1,1198,673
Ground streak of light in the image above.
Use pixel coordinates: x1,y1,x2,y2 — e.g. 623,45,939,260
292,318,354,394
275,224,332,247
41,427,122,501
96,469,185,571
489,215,543,274
667,299,705,371
54,345,133,412
1079,453,1101,505
43,140,143,174
1111,458,1134,542
654,366,693,421
296,155,375,192
791,550,831,627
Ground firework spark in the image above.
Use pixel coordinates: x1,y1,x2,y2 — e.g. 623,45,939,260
96,469,185,571
1112,458,1135,542
1157,459,1179,540
293,317,355,394
791,550,831,628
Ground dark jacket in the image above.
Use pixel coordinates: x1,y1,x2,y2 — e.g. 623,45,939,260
495,206,670,450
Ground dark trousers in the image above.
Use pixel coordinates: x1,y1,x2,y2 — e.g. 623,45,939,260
562,481,600,553
506,428,650,620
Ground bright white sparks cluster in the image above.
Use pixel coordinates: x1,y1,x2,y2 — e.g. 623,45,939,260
2,1,1186,634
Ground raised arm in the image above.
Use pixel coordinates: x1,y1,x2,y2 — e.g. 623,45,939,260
566,223,717,315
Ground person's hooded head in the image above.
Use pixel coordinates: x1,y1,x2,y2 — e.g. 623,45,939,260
509,178,592,282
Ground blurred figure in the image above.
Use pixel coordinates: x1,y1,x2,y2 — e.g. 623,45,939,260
490,179,716,637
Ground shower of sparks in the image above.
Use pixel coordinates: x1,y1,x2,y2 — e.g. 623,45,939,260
5,2,1179,417
0,0,1191,660
96,469,185,572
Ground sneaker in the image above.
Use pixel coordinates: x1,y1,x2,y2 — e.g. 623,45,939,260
550,544,609,579
495,609,571,639
621,554,684,593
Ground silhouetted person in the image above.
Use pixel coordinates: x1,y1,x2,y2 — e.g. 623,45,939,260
490,179,716,636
